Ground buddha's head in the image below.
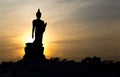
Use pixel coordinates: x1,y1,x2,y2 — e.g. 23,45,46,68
36,9,41,19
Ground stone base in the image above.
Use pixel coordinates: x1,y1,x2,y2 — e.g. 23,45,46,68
23,43,45,60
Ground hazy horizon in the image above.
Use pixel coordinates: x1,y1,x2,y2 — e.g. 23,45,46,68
0,0,120,62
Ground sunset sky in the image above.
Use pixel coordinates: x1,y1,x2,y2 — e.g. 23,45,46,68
0,0,120,62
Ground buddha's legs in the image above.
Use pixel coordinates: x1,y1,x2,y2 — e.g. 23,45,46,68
34,34,43,45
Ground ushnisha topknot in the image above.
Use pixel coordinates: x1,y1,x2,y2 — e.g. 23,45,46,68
36,9,41,18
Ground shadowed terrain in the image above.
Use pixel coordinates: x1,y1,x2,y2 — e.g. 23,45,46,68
0,56,120,77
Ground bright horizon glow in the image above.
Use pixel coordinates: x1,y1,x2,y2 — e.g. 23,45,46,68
18,30,55,59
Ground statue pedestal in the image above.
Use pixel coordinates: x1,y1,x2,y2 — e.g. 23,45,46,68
23,43,45,60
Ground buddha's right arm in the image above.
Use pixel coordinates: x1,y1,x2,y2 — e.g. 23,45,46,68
32,21,35,38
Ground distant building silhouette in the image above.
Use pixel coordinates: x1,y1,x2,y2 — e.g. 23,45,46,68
23,9,47,60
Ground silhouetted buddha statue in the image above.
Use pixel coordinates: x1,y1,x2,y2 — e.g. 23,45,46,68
23,9,47,60
32,9,47,46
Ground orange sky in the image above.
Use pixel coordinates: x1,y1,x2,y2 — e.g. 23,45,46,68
0,0,120,62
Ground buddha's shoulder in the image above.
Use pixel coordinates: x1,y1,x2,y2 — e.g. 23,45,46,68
33,19,44,22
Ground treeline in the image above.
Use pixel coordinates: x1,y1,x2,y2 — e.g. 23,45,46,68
0,56,119,77
0,56,120,67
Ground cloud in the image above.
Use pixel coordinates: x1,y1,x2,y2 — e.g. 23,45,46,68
69,0,120,24
0,35,23,62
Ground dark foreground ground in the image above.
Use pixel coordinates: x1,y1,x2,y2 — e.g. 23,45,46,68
0,57,120,77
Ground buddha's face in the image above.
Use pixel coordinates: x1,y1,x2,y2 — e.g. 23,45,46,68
36,14,41,19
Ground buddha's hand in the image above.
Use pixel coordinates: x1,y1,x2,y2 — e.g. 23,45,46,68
32,34,34,39
45,23,47,27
